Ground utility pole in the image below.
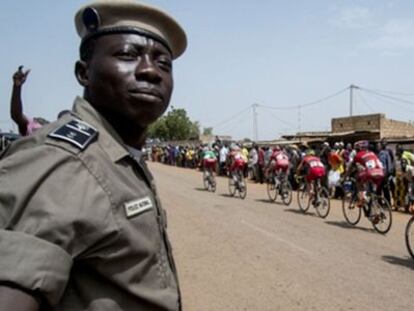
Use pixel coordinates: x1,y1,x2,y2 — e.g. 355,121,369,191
252,103,259,141
298,105,302,133
349,84,359,116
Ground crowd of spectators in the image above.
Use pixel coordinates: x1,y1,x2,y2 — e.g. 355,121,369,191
146,139,414,213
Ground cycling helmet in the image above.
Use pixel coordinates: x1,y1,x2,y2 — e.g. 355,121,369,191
231,144,241,151
354,140,369,151
306,149,315,156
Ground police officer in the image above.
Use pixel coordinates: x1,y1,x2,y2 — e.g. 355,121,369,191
0,1,186,310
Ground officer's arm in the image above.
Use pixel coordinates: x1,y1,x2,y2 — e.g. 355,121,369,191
0,285,39,311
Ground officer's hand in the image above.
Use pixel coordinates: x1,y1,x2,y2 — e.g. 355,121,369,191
12,66,30,86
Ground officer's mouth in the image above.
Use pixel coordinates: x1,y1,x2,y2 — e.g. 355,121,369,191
128,88,163,102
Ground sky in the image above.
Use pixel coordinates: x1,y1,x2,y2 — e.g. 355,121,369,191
1,0,414,140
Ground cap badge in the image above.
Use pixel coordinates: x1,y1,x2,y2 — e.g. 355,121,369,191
82,7,100,32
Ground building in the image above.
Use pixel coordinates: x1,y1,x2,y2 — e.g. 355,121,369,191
281,113,414,145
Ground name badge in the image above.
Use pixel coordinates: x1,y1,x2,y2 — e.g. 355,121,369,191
124,197,153,218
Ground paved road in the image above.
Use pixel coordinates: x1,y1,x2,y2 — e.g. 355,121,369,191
149,162,414,311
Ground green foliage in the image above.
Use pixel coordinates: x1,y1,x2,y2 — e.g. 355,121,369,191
147,107,200,141
203,127,213,136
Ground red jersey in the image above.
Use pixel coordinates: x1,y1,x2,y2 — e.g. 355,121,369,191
270,151,289,171
353,151,384,184
271,151,289,165
303,155,326,181
354,151,383,172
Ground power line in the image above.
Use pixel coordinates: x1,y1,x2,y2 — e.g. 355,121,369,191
259,106,297,128
359,87,414,106
356,91,375,113
369,88,414,97
359,89,414,115
216,112,251,136
213,106,252,128
258,86,350,111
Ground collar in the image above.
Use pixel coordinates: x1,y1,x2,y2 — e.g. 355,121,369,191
71,96,130,163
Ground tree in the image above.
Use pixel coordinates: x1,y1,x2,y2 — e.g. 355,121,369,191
147,117,168,139
189,121,200,140
147,107,200,141
202,127,213,136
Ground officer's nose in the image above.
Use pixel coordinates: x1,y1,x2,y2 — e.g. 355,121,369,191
135,55,162,83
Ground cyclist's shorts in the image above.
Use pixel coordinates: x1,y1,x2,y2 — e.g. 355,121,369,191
231,159,246,172
275,164,289,174
358,168,384,186
306,167,326,182
203,158,217,169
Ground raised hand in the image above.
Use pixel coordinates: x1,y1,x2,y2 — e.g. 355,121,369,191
12,65,31,87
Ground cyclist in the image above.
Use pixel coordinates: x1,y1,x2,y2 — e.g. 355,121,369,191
202,146,218,173
296,149,326,203
228,145,247,177
268,146,290,181
347,140,384,211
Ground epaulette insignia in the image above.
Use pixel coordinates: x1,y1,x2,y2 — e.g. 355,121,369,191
48,119,98,150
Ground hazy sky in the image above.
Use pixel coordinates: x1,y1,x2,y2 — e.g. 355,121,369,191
1,0,414,140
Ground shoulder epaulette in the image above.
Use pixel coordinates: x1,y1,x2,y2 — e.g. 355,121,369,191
48,119,98,150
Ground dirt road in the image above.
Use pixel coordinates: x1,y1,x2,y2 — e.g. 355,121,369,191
149,162,413,311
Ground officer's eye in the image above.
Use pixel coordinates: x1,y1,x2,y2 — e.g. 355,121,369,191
157,57,172,72
114,50,137,61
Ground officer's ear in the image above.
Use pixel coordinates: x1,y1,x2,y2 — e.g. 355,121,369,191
75,60,89,87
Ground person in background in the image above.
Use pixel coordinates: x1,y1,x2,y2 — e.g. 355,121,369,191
257,145,266,184
219,144,229,176
249,144,259,181
10,66,50,136
377,141,393,205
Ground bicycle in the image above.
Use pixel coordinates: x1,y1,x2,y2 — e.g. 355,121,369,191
228,160,247,199
296,176,330,218
203,166,216,192
405,211,414,260
342,178,392,234
267,170,293,205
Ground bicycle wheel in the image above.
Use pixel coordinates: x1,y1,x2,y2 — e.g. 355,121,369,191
405,216,414,260
297,183,310,212
203,170,209,190
371,197,392,234
342,192,361,225
228,175,236,197
267,177,277,202
281,181,293,206
239,173,247,199
209,174,217,192
316,187,330,218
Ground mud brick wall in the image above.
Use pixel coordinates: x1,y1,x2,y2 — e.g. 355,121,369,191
332,114,383,133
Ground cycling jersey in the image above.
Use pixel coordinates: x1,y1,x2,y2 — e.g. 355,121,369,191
203,150,217,169
203,150,216,160
270,151,289,173
353,150,384,185
303,155,326,181
229,151,246,172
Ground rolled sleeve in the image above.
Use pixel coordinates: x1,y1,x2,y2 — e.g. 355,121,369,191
0,229,72,306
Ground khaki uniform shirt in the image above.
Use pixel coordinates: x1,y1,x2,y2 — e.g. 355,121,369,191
0,97,180,310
